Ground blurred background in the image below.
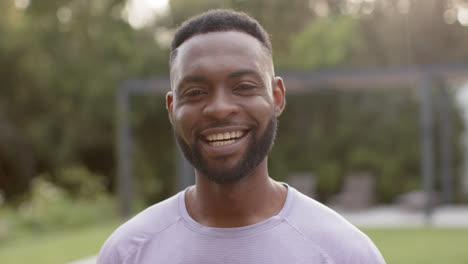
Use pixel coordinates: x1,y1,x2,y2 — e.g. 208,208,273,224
1,0,468,263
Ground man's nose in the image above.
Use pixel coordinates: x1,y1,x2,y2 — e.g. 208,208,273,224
202,90,239,121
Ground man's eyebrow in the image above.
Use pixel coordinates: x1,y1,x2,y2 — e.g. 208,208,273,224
176,75,206,93
228,69,261,79
181,75,206,83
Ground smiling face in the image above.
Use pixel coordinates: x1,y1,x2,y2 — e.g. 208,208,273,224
167,31,285,184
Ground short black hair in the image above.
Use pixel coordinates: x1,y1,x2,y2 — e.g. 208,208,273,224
170,9,272,64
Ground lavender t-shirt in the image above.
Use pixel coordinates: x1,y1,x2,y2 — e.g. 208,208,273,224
98,185,385,264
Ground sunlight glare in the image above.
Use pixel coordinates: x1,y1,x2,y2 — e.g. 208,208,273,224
458,7,468,26
14,0,30,10
124,0,169,29
312,0,329,17
396,0,410,14
444,9,458,24
57,7,72,24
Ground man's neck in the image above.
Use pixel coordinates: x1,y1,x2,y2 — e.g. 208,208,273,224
185,159,287,228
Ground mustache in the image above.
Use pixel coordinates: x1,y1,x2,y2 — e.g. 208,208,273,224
194,121,256,135
170,121,252,131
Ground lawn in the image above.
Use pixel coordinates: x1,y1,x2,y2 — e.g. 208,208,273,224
0,225,467,264
0,221,121,264
364,228,468,264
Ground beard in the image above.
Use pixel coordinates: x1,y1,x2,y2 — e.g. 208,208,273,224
174,115,277,185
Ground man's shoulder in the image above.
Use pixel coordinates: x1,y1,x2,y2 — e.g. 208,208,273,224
288,189,357,233
97,192,183,263
287,188,386,263
115,192,182,236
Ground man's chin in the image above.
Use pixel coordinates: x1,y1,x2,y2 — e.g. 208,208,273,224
196,162,248,185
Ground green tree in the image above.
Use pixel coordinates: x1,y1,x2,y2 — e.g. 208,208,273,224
0,0,169,201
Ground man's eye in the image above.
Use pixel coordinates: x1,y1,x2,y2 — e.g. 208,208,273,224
185,89,204,97
235,84,256,91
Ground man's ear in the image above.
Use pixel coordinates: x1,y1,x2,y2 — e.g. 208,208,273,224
166,91,174,125
272,77,286,117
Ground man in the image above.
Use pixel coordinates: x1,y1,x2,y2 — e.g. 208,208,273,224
98,9,385,263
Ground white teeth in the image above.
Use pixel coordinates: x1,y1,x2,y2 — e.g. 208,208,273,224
210,139,236,147
205,130,245,143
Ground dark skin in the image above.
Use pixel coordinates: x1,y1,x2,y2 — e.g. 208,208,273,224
166,31,287,228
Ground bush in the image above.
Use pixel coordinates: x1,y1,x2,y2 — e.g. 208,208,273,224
56,165,108,200
316,162,342,200
0,167,117,245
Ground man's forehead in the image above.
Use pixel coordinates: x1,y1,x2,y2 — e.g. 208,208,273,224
170,31,272,85
178,31,265,60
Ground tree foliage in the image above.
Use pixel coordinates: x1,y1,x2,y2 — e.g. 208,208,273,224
0,0,467,205
0,0,169,201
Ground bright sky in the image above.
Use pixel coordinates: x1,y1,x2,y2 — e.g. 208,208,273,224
12,0,468,28
124,0,170,29
123,0,468,29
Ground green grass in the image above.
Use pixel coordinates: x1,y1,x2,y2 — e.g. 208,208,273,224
0,221,122,264
1,225,467,264
364,228,468,264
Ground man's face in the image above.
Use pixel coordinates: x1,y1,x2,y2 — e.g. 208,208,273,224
167,31,285,184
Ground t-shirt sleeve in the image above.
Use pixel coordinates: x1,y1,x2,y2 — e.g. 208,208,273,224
346,235,386,264
96,232,121,264
287,189,386,263
326,226,386,264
